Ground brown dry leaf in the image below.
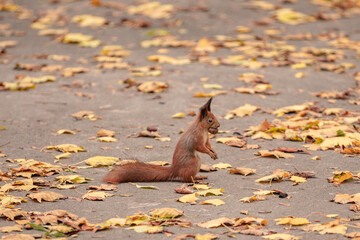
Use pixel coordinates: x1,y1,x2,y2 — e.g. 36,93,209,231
0,224,22,233
97,129,115,137
224,104,259,119
195,233,218,240
88,184,117,191
240,195,266,203
193,90,227,98
273,102,313,117
289,176,307,183
71,110,100,121
82,190,114,201
149,208,183,218
61,67,90,77
72,14,107,27
98,136,117,142
193,38,217,52
128,2,174,19
127,225,163,233
0,208,27,221
137,81,168,93
197,189,224,197
84,156,118,167
174,184,194,194
201,199,225,206
333,193,360,204
229,167,256,176
45,144,86,153
56,129,76,135
62,33,101,48
1,234,35,240
263,233,301,240
238,73,265,83
197,217,235,228
212,162,232,169
272,147,310,154
275,217,311,226
255,150,295,159
275,8,315,25
138,130,161,138
329,171,353,184
234,84,277,95
256,169,290,183
147,55,190,65
302,220,347,235
27,191,66,203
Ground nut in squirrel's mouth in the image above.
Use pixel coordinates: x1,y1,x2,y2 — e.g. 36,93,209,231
208,127,218,134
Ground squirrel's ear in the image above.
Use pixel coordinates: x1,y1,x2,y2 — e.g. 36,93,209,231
199,97,212,120
204,97,212,112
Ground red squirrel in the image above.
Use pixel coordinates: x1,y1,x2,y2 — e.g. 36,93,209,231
103,97,220,184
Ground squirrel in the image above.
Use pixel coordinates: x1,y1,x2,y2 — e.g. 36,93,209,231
103,97,220,184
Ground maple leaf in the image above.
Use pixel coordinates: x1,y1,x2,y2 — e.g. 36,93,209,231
229,167,256,176
137,81,169,93
224,104,259,119
149,208,183,219
201,199,225,206
27,191,66,203
178,193,199,204
275,217,311,226
197,217,235,228
255,150,295,159
82,190,114,201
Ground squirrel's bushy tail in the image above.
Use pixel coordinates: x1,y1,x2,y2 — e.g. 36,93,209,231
103,162,173,184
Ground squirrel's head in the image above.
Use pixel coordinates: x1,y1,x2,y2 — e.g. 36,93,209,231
199,97,220,134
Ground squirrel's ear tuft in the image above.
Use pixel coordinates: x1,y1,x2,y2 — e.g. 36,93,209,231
199,97,212,120
204,97,212,112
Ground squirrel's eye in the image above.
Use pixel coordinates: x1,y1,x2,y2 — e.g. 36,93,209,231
208,119,213,123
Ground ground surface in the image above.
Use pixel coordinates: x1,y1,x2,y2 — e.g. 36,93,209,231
0,0,360,239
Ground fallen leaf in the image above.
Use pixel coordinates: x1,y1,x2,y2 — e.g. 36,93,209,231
56,175,91,184
263,233,301,240
44,144,86,153
201,199,225,206
53,152,71,160
134,184,159,190
212,162,232,169
82,190,114,201
229,167,256,176
197,217,234,228
97,129,115,137
224,104,259,119
178,193,198,204
98,136,118,142
172,112,186,119
1,234,35,240
84,156,118,167
137,81,168,93
127,225,163,233
0,224,22,233
197,189,224,197
27,191,66,203
275,217,310,226
289,176,307,183
193,90,227,98
72,14,107,27
149,208,183,218
255,150,295,159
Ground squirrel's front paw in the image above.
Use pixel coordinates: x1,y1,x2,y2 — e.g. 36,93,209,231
209,151,218,160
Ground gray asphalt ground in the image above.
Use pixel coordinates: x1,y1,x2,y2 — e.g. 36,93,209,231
0,0,360,239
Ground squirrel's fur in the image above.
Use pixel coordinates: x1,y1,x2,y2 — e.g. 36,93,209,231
103,98,220,183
